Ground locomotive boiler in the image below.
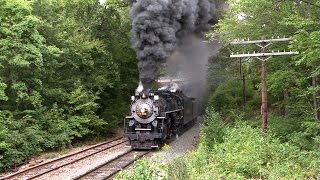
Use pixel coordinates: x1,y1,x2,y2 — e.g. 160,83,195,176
124,81,196,149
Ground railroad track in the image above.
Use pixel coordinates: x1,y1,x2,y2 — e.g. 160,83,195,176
75,150,151,180
1,137,128,180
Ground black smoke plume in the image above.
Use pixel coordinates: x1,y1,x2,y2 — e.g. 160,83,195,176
131,0,218,90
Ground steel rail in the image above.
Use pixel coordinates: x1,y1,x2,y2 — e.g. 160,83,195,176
104,151,151,180
75,150,151,180
1,137,127,180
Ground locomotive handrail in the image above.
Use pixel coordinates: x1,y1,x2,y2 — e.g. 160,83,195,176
165,108,183,114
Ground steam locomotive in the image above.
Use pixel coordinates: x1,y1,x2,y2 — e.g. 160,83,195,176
124,81,196,149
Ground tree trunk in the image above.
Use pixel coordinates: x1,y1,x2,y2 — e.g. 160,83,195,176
313,76,320,120
261,60,268,135
284,89,289,117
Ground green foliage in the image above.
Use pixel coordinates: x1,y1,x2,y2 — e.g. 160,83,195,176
116,159,168,180
214,0,297,41
166,157,189,180
208,76,260,114
116,111,320,179
0,110,42,169
181,1,320,178
197,109,320,179
201,107,226,149
0,81,8,101
207,0,320,119
208,78,242,112
38,104,74,148
0,0,46,110
267,115,304,141
0,0,138,171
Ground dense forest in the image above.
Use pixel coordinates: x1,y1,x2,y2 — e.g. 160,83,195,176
117,0,320,179
0,0,138,170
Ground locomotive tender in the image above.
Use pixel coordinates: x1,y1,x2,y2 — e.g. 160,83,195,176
125,82,196,149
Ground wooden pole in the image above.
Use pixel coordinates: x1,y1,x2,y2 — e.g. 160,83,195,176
261,63,268,134
243,72,246,111
230,37,299,135
261,42,268,135
239,59,246,111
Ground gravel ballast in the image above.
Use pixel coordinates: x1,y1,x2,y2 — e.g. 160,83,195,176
34,146,131,180
1,118,202,180
151,117,202,163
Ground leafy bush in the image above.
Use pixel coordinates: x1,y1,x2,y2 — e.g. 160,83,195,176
302,122,320,149
173,122,320,179
0,104,102,170
0,111,45,169
200,107,226,149
259,115,320,151
116,110,320,180
0,0,137,172
208,77,260,115
116,159,168,180
208,78,242,112
166,157,189,180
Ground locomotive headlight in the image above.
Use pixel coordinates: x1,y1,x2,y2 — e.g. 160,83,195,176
136,103,153,119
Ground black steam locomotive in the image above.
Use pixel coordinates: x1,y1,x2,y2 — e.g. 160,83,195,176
124,83,196,149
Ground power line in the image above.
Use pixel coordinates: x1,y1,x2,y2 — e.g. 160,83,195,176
298,0,320,9
230,37,299,135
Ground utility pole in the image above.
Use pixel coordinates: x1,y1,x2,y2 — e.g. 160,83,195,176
230,37,299,135
239,58,248,111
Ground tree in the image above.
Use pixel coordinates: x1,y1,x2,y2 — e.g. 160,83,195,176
286,1,320,119
0,0,138,170
209,0,319,119
0,0,47,112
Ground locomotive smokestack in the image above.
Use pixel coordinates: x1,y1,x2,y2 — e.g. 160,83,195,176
135,81,144,94
131,0,218,90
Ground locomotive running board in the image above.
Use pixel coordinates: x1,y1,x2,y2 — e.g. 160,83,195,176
135,128,151,131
